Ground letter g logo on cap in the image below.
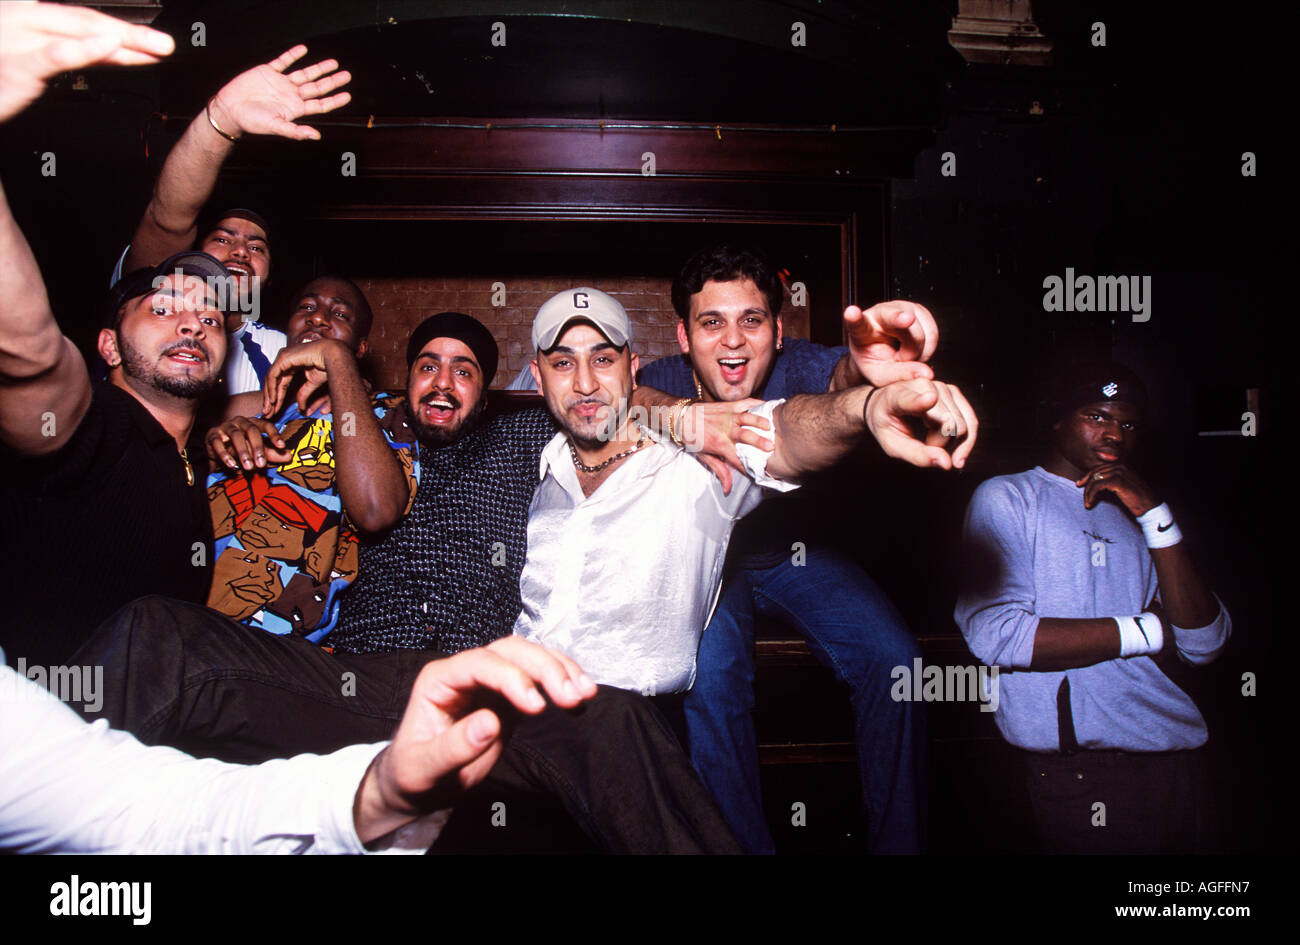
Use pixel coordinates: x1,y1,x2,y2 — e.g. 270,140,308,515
573,292,589,308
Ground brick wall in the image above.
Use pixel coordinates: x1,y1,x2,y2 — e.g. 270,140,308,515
355,275,809,390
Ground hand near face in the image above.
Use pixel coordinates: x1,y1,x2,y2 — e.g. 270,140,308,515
864,377,977,470
843,300,938,387
1075,463,1157,517
207,45,351,142
262,339,348,417
353,637,598,844
0,2,174,123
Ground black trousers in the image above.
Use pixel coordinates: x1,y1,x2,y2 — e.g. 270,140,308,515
1022,747,1207,854
69,596,741,854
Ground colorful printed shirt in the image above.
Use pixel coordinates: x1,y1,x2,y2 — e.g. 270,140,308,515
205,393,418,644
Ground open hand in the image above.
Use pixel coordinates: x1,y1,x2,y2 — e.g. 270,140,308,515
207,45,351,141
679,398,774,493
0,2,174,123
353,637,597,843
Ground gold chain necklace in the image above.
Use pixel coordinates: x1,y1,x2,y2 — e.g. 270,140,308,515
180,447,195,486
568,433,646,474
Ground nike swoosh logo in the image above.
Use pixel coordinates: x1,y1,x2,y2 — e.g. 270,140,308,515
1134,616,1150,645
1157,521,1173,532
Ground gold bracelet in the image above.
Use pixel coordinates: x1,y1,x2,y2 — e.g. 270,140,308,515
669,398,693,447
205,102,239,142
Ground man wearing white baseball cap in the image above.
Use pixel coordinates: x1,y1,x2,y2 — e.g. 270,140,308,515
514,286,979,729
531,287,633,352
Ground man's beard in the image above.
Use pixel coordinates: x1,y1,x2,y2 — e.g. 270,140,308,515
410,392,487,448
561,396,621,452
118,333,216,399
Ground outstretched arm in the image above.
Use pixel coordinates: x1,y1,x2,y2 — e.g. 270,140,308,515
1,637,594,854
764,377,978,480
0,181,89,455
122,45,351,272
0,3,174,454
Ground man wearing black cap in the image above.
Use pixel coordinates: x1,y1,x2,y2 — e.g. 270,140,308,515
193,207,285,394
0,239,229,665
113,205,283,395
112,44,352,393
954,364,1232,853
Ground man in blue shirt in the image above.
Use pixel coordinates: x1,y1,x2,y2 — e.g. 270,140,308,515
954,365,1230,852
637,244,958,853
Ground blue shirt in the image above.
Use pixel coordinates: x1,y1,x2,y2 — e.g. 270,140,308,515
636,337,845,402
954,467,1231,752
636,337,847,570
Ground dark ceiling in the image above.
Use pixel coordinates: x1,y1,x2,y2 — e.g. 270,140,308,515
147,0,959,124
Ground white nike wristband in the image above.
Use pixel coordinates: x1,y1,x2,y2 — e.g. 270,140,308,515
1136,502,1183,549
1115,612,1164,657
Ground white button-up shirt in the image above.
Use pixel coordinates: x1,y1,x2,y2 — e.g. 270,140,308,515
512,400,796,695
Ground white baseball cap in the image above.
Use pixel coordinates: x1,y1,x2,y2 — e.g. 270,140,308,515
532,287,632,351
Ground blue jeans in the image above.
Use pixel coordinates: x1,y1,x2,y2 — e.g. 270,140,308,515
684,547,926,853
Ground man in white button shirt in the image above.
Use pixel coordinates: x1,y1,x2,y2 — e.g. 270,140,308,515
515,288,978,705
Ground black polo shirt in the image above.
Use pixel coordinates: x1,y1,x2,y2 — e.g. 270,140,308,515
0,382,213,667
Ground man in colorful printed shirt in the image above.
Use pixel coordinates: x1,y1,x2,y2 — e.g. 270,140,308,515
205,275,416,642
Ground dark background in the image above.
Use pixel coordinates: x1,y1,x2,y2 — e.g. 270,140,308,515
0,0,1277,853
